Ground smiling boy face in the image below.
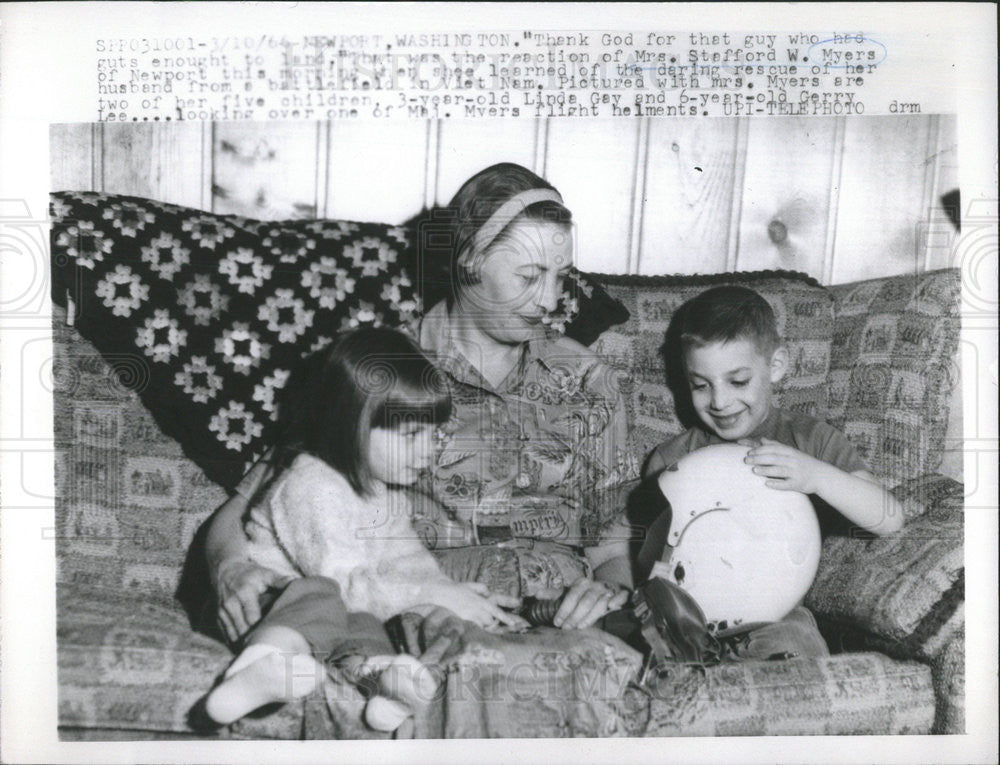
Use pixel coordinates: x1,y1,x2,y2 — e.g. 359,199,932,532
684,338,788,441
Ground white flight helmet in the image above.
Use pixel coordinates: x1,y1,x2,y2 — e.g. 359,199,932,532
638,443,822,635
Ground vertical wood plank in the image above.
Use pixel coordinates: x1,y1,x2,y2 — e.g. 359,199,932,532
314,122,331,220
918,115,942,272
933,114,959,205
640,117,741,275
50,124,96,191
424,119,441,210
92,124,104,192
212,121,321,219
434,119,538,207
734,116,839,279
725,118,750,272
821,117,846,284
533,118,549,176
200,123,214,211
100,122,207,206
831,115,933,282
545,119,637,274
324,120,427,223
626,118,650,274
924,115,960,271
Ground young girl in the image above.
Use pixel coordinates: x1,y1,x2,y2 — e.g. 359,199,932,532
204,326,524,729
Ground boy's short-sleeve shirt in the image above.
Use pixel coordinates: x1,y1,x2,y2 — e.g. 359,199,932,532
644,407,870,480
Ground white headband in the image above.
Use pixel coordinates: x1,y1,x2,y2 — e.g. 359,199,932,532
457,188,565,268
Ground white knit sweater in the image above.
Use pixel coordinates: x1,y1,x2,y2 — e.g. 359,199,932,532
245,453,453,621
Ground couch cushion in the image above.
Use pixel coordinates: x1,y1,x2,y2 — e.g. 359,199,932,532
53,309,226,603
806,482,964,662
58,584,230,735
639,652,934,736
592,271,835,467
50,192,629,492
57,582,327,740
826,269,961,484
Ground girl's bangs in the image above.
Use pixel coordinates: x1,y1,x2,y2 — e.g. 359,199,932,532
372,370,452,428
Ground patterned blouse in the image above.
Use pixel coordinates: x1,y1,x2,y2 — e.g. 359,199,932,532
413,301,638,589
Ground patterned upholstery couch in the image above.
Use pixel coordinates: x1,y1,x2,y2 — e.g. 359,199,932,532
52,194,964,740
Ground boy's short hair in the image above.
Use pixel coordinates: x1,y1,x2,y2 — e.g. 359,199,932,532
674,285,781,356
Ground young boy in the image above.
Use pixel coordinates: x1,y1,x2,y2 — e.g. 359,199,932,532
639,285,904,660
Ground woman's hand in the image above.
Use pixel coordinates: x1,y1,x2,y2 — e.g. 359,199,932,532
553,577,629,630
215,559,291,642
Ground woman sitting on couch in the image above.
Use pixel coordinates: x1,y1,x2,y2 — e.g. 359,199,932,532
204,162,638,644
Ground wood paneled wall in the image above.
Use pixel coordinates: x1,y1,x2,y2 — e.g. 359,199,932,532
50,115,958,284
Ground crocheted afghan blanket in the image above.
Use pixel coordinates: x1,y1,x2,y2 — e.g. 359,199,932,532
49,191,629,491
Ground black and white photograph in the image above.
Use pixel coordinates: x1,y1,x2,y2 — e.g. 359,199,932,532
0,3,996,763
45,113,965,740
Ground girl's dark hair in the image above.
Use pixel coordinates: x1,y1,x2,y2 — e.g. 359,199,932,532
413,162,573,306
271,326,451,496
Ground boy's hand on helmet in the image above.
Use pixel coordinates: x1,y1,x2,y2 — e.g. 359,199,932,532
744,438,831,494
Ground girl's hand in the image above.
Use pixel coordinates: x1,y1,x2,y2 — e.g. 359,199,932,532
553,577,629,630
215,559,291,642
465,581,523,612
744,438,832,494
427,583,529,630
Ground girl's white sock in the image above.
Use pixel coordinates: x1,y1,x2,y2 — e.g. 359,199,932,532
223,642,281,679
359,654,439,732
205,644,325,725
208,649,437,730
364,695,412,732
367,654,439,706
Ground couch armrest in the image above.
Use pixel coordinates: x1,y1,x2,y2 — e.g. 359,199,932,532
805,474,964,662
